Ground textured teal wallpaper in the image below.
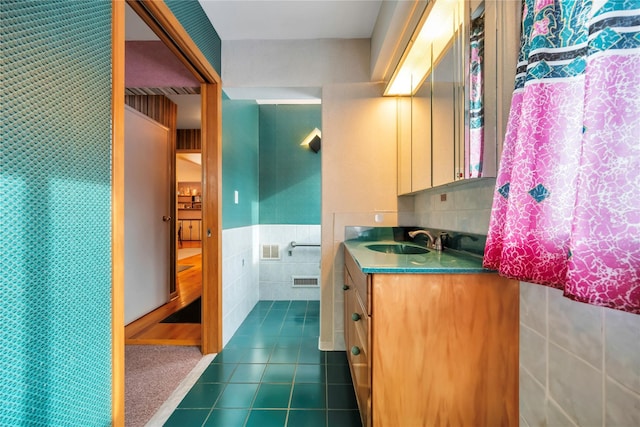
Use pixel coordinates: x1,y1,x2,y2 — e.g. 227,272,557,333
259,105,322,225
222,99,260,229
1,1,112,425
165,0,222,74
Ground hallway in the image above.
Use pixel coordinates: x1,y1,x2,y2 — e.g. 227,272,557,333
164,300,362,427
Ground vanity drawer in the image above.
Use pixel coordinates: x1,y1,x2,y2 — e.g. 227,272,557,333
345,288,370,427
345,248,371,315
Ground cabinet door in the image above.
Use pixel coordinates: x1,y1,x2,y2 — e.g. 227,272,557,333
193,220,201,241
184,220,192,240
397,96,413,195
431,46,457,187
411,76,432,191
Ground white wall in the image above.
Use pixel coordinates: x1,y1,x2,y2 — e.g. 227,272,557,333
221,225,260,346
222,39,371,99
176,157,201,182
259,225,321,301
520,282,640,427
320,82,399,350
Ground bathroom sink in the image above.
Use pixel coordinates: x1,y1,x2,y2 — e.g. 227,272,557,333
365,243,429,255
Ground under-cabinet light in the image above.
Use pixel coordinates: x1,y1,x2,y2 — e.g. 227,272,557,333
384,0,463,96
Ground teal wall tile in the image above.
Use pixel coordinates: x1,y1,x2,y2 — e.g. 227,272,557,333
1,1,112,424
222,100,260,229
259,105,322,225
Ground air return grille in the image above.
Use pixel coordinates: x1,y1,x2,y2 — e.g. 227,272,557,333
261,244,280,260
292,276,320,287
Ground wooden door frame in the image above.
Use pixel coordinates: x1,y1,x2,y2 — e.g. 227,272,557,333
112,1,222,425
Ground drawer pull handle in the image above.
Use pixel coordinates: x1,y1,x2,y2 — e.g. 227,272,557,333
351,312,361,322
343,285,350,291
351,346,361,356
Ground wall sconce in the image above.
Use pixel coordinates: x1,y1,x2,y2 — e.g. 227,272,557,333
301,128,322,153
384,0,463,96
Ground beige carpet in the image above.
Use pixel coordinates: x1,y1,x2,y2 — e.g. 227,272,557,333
125,345,204,427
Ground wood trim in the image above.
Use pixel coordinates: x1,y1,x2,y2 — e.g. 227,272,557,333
201,82,223,354
113,1,223,422
129,1,222,85
111,2,125,426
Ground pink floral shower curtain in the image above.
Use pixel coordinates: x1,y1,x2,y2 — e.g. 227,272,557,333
484,0,640,314
468,12,485,178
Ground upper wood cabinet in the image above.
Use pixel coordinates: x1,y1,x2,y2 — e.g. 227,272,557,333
397,0,521,195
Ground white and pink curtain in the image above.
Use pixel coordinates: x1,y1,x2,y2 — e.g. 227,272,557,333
484,0,640,314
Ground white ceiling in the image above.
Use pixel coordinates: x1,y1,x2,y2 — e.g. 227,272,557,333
199,0,383,41
126,1,389,124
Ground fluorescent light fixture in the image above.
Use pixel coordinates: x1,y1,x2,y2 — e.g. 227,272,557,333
384,0,463,96
301,128,322,153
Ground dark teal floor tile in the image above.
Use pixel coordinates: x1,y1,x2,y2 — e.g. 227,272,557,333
215,383,259,408
290,383,326,409
177,382,224,408
289,300,308,309
294,364,326,383
270,347,299,364
275,335,302,348
327,363,352,384
326,351,348,365
255,301,274,309
203,409,249,427
287,409,327,427
250,335,280,348
245,409,287,427
280,325,304,336
298,348,324,364
252,383,292,409
304,317,319,326
262,364,296,383
327,384,358,410
258,324,283,335
328,410,362,427
198,362,236,383
228,363,266,383
272,301,291,309
164,409,210,426
300,336,320,348
242,347,273,363
225,335,254,348
213,348,245,364
302,327,319,337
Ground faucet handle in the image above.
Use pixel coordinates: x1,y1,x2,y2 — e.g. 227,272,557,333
434,236,443,251
434,232,449,252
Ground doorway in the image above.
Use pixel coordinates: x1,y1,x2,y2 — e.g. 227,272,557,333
112,1,222,424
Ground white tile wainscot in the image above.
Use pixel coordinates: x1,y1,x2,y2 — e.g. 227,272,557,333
259,224,321,301
221,225,260,346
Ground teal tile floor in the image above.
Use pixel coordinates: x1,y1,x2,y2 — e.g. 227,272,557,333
165,300,363,427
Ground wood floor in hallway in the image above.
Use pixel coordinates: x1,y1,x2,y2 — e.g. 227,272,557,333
125,250,202,346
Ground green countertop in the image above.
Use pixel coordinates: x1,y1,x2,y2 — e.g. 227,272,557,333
343,239,494,274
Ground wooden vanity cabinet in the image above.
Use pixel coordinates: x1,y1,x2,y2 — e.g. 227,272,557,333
344,248,519,427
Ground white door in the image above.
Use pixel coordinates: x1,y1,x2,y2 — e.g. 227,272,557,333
124,106,171,324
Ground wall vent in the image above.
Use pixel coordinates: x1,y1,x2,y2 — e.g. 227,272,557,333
261,244,280,260
292,276,320,287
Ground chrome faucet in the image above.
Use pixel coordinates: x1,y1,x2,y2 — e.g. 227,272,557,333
408,230,435,249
